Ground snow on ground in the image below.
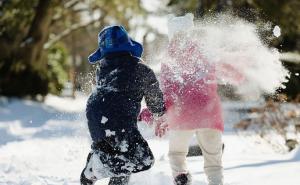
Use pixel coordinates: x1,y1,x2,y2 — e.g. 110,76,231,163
0,95,299,185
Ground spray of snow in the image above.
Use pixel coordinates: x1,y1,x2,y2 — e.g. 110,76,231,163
157,13,289,99
273,25,281,38
90,152,112,179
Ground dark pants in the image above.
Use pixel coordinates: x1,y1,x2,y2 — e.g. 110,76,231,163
81,129,154,185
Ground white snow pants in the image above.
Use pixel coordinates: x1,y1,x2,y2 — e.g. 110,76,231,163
168,128,223,185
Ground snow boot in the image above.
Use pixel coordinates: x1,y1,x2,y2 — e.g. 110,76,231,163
108,176,130,185
174,173,191,185
80,170,95,185
80,152,95,185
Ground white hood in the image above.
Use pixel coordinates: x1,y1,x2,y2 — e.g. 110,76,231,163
167,13,194,40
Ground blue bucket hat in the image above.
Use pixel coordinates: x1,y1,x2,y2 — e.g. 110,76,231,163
88,25,143,64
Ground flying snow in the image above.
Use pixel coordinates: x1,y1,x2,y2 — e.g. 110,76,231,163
273,25,281,38
158,14,289,99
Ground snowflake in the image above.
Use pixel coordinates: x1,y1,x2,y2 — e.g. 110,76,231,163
101,116,108,124
105,129,115,137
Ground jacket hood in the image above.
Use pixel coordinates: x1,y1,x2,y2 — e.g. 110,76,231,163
167,13,194,40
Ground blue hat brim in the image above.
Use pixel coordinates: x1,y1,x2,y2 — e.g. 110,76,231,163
88,39,143,64
129,39,143,58
88,48,103,64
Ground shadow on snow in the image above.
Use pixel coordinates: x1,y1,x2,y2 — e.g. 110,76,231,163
0,98,85,146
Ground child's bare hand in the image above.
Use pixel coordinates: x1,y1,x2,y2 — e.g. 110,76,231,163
138,108,154,125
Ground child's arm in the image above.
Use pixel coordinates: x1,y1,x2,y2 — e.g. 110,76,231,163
160,63,178,109
138,64,173,124
216,63,245,85
142,66,166,117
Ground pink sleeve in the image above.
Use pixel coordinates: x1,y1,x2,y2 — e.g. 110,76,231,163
216,63,245,85
161,64,180,109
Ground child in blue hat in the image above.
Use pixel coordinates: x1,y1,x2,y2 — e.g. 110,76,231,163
80,25,165,185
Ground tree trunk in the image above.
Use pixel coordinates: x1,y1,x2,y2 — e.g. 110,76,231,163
0,0,59,97
20,0,57,70
196,0,228,17
196,0,208,17
216,0,229,12
70,12,77,99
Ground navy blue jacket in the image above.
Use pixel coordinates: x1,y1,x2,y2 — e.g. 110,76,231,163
86,53,165,142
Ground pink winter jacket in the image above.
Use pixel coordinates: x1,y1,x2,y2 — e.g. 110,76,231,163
139,38,244,131
160,38,224,131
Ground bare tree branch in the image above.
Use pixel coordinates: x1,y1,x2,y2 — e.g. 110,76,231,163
45,13,106,49
64,0,81,9
51,7,92,24
51,0,90,24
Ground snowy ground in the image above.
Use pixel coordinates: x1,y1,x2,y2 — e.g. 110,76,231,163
0,95,299,185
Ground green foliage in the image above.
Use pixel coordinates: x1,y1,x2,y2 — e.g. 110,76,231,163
0,0,57,97
0,0,146,97
0,0,37,39
167,0,223,16
47,43,69,95
251,0,300,51
0,63,49,97
90,0,145,28
0,0,37,59
167,0,300,51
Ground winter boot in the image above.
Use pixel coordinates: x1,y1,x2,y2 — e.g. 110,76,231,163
80,170,95,185
174,173,191,185
80,152,96,185
108,176,130,185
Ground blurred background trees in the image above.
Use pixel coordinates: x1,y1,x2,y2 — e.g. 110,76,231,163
167,0,300,52
0,0,299,99
0,0,145,98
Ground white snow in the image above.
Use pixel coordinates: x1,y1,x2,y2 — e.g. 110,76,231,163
101,116,108,124
0,95,300,185
105,129,116,137
151,14,289,99
273,25,281,38
120,140,129,152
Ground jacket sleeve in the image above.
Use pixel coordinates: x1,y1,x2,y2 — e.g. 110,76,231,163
141,66,165,117
160,63,179,109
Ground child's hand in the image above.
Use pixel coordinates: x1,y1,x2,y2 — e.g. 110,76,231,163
154,116,169,137
138,108,154,125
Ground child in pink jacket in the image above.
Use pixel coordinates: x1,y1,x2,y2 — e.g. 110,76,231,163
163,14,224,185
140,13,244,185
139,13,244,185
